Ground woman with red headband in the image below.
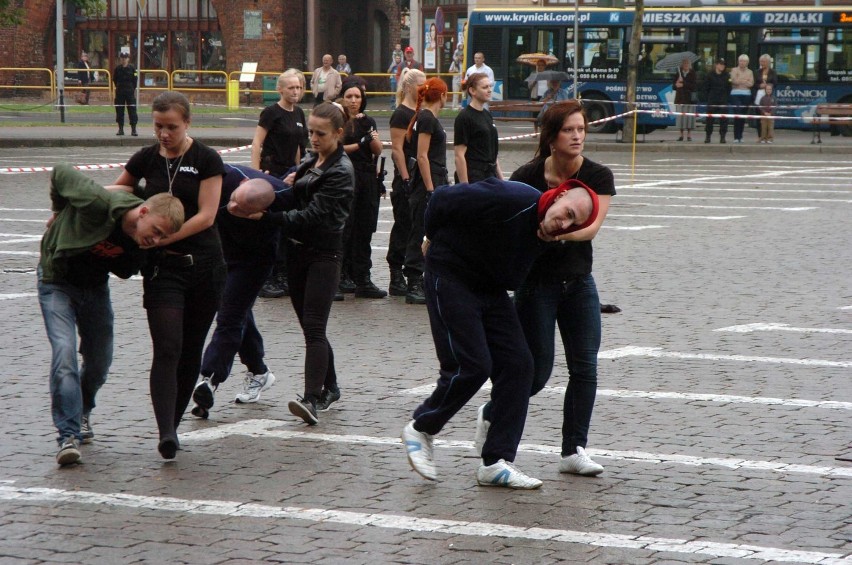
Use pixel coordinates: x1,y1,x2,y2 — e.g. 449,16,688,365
475,99,615,477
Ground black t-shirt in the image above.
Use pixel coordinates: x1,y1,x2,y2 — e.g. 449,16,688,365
510,157,615,279
65,224,140,287
412,109,446,170
258,103,308,176
343,115,377,168
453,106,499,165
389,105,416,174
125,141,225,257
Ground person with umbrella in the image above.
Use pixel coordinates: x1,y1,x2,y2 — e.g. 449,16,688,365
672,57,697,141
537,78,570,128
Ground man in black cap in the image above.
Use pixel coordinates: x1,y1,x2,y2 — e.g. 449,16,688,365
112,52,138,136
702,58,731,144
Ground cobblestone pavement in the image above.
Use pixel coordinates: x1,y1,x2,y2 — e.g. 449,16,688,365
0,142,850,564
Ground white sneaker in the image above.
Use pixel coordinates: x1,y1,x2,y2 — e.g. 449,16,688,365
559,446,604,476
473,403,490,456
235,370,276,404
401,420,436,480
476,459,542,489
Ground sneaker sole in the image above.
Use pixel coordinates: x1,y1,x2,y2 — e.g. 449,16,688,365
476,478,542,489
288,400,318,425
56,449,81,466
235,374,276,404
80,436,94,445
190,404,209,419
560,466,604,477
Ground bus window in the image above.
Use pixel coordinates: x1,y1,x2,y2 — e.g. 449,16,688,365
572,27,625,80
760,27,822,82
695,30,721,82
725,30,751,70
639,27,688,81
826,28,852,83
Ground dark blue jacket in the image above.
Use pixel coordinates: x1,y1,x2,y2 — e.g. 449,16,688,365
424,177,543,290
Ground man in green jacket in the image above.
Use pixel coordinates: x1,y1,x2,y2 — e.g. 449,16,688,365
38,164,184,466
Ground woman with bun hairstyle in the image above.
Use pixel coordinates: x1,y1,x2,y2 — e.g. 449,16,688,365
403,77,448,305
453,72,503,183
338,79,385,299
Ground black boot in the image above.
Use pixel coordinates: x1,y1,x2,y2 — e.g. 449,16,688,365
388,269,407,296
131,125,138,137
720,135,727,144
405,276,426,305
704,134,711,144
258,269,288,298
354,279,387,299
339,274,356,294
116,125,125,136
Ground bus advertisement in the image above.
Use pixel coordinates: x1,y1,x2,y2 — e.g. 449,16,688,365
467,7,852,134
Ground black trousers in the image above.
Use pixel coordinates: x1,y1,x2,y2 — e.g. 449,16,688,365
341,166,380,282
386,174,411,273
404,170,448,279
115,89,138,126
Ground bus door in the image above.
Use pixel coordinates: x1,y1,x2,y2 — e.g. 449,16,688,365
725,29,753,68
505,28,558,100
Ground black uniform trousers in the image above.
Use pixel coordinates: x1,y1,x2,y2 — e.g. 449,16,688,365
386,173,411,273
115,88,138,127
342,164,381,283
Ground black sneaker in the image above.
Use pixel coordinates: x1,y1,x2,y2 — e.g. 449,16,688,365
258,272,288,298
56,436,81,466
316,388,341,411
388,270,407,296
288,395,318,425
354,280,387,299
333,290,345,301
191,377,216,418
80,414,94,444
339,276,356,293
158,436,179,460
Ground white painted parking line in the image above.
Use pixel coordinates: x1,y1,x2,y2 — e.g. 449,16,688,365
0,208,51,212
616,194,852,203
0,251,38,256
599,346,852,368
402,384,852,410
0,293,36,300
179,420,852,478
607,214,745,220
0,486,845,564
0,237,41,245
839,306,852,311
625,204,817,211
602,225,666,230
715,323,852,335
0,218,50,223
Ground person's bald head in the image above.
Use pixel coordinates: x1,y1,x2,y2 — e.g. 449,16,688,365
227,178,275,217
540,186,596,237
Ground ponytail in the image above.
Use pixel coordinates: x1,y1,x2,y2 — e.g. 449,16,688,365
405,77,447,141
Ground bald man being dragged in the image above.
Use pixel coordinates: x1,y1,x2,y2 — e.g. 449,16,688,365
191,165,294,419
402,177,599,489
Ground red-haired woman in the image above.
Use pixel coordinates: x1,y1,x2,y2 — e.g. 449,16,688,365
403,77,448,305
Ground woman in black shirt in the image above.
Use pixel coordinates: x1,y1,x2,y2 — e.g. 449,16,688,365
453,72,503,183
113,91,225,460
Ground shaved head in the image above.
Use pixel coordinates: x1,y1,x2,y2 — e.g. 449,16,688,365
228,178,274,217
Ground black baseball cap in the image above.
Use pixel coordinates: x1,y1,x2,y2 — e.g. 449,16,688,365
715,57,726,65
120,52,130,58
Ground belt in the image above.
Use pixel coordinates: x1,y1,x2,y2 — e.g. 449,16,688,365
160,253,194,267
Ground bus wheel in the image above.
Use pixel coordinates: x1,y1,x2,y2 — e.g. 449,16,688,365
583,97,615,134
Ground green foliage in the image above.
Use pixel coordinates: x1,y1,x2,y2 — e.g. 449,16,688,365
0,0,106,27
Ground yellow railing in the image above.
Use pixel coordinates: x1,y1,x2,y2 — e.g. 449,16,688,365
0,67,54,96
170,69,228,95
140,69,171,93
63,68,112,99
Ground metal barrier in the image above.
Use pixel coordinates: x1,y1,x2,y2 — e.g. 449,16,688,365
139,69,171,94
0,67,54,97
170,69,228,102
63,68,112,100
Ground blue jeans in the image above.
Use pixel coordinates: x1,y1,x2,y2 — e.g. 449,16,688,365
730,93,751,141
514,274,601,457
200,259,273,384
37,269,113,444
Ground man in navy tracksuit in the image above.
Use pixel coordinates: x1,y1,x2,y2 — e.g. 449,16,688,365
401,176,598,489
191,165,294,418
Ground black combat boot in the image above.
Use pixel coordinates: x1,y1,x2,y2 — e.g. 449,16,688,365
116,125,125,136
405,276,426,305
131,125,138,136
354,278,387,299
388,269,407,296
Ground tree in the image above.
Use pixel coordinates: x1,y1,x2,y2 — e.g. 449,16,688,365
623,0,645,142
0,0,105,27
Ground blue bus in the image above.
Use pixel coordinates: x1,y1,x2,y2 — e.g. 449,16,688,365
467,6,852,133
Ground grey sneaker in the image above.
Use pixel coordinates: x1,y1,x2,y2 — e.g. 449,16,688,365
473,403,490,456
288,396,318,425
315,388,341,411
401,420,436,480
477,459,542,489
80,414,94,444
235,371,276,404
56,436,81,466
559,446,604,476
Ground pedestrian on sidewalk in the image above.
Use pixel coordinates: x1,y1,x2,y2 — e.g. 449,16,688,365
386,68,426,298
39,164,183,466
312,54,342,106
673,57,696,141
260,102,355,424
703,58,731,144
112,91,226,460
112,52,138,136
758,83,776,144
474,100,615,478
401,175,599,489
190,166,295,419
76,52,93,105
338,79,386,299
251,69,309,299
729,54,754,143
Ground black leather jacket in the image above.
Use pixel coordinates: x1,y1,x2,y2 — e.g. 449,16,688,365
264,145,354,250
